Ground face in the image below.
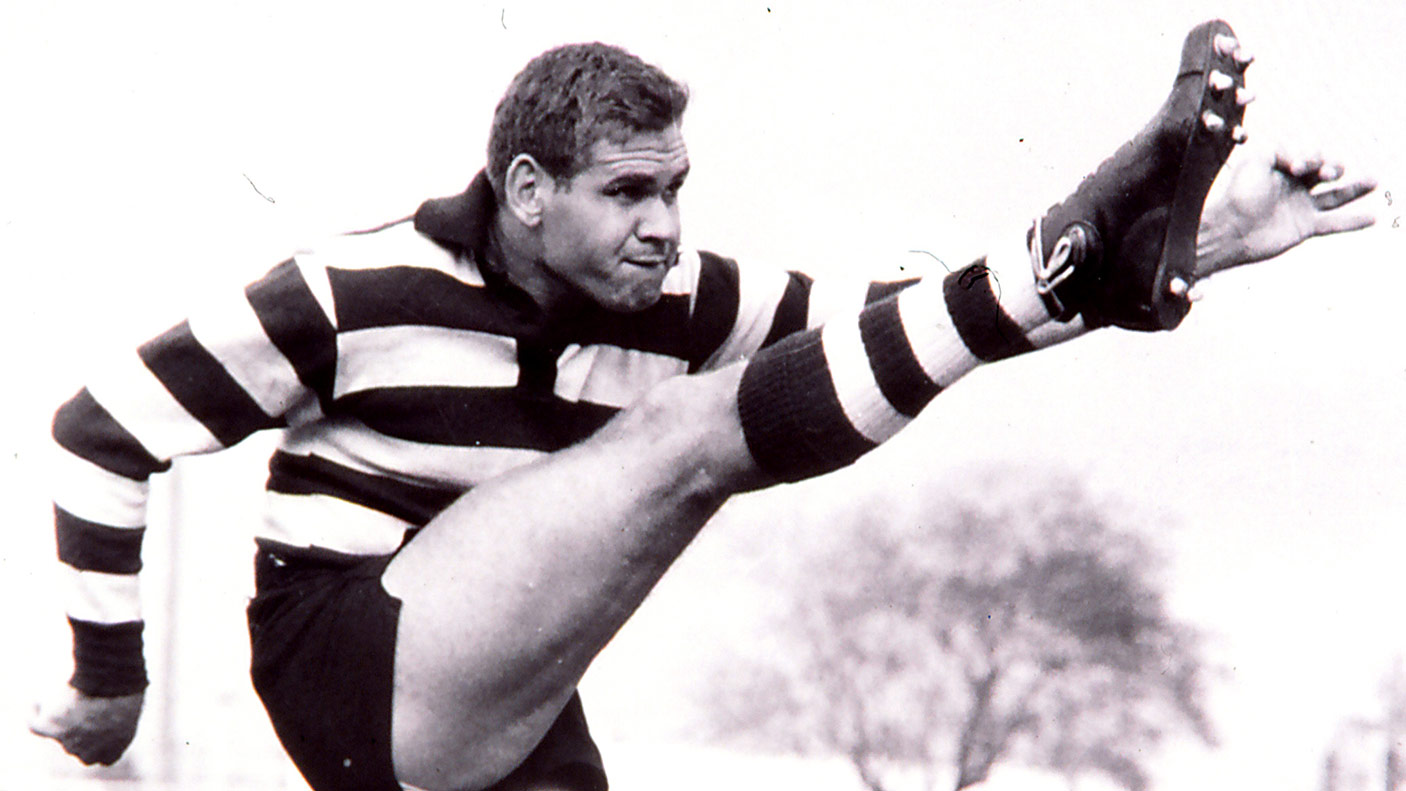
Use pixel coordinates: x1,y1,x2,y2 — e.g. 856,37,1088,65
537,124,689,313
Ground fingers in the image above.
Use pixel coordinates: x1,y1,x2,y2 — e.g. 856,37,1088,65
1275,148,1327,181
1314,175,1379,211
29,701,123,766
1315,210,1377,237
85,746,126,766
33,731,124,766
28,694,76,741
1272,148,1367,192
28,705,63,740
1311,171,1378,237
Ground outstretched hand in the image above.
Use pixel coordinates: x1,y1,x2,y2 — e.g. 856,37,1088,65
30,684,144,766
1195,147,1377,279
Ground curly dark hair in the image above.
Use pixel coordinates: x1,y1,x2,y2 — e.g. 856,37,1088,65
487,43,689,197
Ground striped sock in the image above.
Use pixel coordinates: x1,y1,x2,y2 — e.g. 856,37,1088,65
738,245,1075,482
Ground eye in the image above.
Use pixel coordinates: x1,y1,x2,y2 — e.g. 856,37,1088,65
603,183,651,203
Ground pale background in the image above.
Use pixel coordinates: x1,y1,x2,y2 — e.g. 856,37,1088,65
2,1,1404,789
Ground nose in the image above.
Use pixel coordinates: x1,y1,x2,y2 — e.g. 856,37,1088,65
635,195,680,247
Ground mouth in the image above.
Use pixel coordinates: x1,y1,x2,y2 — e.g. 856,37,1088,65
622,252,676,269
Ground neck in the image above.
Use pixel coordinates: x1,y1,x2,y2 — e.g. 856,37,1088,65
486,213,586,318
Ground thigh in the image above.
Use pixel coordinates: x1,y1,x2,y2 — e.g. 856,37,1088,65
382,369,751,790
482,695,607,791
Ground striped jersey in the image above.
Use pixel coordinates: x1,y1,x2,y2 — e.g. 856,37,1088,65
49,172,911,695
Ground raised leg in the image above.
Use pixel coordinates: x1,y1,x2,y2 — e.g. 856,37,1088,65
381,242,1063,790
379,19,1251,790
381,365,760,790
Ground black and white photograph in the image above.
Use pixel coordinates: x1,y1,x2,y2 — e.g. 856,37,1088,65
3,2,1403,790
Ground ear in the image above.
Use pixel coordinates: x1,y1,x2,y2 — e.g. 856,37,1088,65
502,154,555,227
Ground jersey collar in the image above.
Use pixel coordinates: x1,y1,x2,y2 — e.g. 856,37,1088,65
412,170,496,254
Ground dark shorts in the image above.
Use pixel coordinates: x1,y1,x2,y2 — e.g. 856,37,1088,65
247,541,608,791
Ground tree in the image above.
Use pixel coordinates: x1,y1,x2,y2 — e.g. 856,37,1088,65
1322,657,1406,791
1383,658,1406,791
703,468,1216,791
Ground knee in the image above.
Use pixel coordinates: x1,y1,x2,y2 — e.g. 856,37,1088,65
607,369,752,497
393,703,561,791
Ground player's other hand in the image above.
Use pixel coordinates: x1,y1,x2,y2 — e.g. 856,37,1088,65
30,684,144,766
1195,146,1377,278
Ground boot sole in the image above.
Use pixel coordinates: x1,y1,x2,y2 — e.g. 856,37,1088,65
1148,19,1248,328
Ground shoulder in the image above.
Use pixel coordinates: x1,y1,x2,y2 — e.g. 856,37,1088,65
293,218,477,282
273,218,490,325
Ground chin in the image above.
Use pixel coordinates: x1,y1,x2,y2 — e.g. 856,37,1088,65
610,292,663,313
598,283,665,313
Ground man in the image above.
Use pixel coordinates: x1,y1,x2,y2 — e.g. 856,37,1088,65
31,23,1376,791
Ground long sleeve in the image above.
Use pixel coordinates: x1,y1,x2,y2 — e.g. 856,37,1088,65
49,257,336,696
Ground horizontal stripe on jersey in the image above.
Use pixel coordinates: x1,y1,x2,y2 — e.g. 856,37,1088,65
335,387,620,451
686,251,741,372
554,344,689,409
64,567,141,624
278,416,547,488
53,389,170,481
334,325,521,397
567,297,692,359
332,265,537,335
245,258,337,406
329,265,702,362
56,507,145,574
268,451,462,528
85,349,226,461
761,270,814,348
186,283,311,417
49,444,151,527
139,319,284,446
804,274,871,331
697,258,797,371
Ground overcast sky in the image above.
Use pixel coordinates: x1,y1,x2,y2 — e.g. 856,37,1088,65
2,2,1404,789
